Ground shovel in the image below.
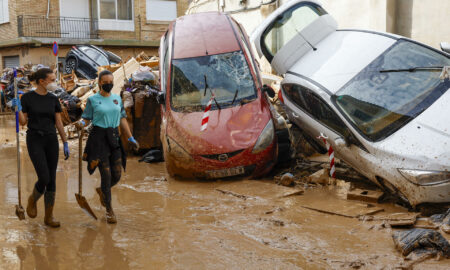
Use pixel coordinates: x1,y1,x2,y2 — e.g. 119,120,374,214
75,130,97,220
13,71,25,220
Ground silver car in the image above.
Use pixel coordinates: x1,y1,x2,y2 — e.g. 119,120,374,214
251,0,450,207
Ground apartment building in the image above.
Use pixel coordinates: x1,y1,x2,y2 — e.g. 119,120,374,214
0,0,189,69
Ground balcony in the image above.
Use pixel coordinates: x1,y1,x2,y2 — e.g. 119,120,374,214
17,15,99,40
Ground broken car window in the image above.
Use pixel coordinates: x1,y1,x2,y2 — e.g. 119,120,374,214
334,40,450,141
171,51,257,112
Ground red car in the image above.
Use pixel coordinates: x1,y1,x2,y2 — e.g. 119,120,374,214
158,12,278,179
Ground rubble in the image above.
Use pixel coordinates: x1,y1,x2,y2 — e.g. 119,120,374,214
392,228,450,258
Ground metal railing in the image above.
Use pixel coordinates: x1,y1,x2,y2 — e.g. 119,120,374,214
18,15,99,39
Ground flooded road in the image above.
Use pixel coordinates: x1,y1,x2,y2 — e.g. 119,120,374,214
1,114,449,269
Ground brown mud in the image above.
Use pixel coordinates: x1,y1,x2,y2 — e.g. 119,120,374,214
1,115,449,269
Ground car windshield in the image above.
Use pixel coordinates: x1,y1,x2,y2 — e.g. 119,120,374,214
334,40,450,141
171,51,257,112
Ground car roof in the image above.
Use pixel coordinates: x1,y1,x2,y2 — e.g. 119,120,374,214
287,30,398,94
172,12,241,59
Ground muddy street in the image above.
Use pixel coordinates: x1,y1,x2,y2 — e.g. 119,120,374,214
0,114,448,269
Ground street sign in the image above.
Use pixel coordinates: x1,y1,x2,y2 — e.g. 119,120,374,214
52,41,59,56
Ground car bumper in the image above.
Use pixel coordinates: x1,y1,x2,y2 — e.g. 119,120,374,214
166,142,277,179
393,177,450,206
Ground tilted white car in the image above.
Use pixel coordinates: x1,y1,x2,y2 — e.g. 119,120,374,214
251,0,450,207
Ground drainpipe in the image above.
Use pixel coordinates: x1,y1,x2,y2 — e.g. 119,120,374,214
46,0,50,18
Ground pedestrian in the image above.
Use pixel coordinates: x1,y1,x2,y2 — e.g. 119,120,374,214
76,70,139,224
12,68,70,228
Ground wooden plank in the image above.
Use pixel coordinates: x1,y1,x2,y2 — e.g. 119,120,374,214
346,188,384,203
111,58,140,95
301,203,384,218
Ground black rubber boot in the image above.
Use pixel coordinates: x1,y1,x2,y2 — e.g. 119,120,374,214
44,192,60,228
106,204,117,224
26,187,43,218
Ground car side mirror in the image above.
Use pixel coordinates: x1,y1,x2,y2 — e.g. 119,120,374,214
262,84,276,98
441,42,450,53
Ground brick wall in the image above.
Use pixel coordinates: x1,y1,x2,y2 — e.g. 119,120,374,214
0,0,61,42
0,0,18,41
0,0,188,42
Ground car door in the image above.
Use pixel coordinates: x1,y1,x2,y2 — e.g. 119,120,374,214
282,82,369,173
251,0,337,75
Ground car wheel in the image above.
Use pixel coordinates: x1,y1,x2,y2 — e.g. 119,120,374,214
276,128,292,164
65,58,77,74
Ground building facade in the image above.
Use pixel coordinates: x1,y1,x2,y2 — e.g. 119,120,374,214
0,0,189,69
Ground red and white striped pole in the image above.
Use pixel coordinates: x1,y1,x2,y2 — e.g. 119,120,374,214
317,133,336,178
201,94,214,132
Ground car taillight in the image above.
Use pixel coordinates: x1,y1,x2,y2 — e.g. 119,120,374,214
72,46,76,49
278,90,284,103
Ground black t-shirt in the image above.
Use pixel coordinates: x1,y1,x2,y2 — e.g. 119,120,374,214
21,91,62,135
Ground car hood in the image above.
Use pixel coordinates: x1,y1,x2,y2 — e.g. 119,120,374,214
374,90,450,170
167,97,271,155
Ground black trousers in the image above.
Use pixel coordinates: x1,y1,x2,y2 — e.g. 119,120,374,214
98,148,122,206
26,132,59,193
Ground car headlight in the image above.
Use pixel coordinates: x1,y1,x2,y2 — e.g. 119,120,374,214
398,169,450,186
252,120,275,154
167,136,194,163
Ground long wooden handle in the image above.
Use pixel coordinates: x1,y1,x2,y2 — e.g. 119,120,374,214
14,76,21,205
78,130,83,195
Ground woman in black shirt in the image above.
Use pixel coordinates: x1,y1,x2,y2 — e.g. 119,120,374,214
13,68,69,228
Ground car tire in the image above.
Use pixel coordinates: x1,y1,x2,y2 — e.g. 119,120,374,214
276,128,292,164
65,58,77,74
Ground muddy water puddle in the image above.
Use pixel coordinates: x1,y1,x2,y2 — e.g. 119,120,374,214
1,115,449,269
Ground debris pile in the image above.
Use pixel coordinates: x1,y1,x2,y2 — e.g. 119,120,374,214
0,52,162,153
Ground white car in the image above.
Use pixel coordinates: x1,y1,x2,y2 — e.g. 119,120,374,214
251,0,450,207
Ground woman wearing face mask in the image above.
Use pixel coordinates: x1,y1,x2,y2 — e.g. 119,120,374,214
76,70,138,224
12,68,69,227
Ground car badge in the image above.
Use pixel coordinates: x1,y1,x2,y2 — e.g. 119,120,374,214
218,154,228,161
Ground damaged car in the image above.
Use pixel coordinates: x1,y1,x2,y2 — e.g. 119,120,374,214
159,12,280,179
64,45,121,79
251,0,450,207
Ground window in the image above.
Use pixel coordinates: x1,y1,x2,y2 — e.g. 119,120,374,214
146,0,177,21
93,0,134,31
235,22,259,85
261,3,326,62
99,0,132,20
171,51,257,112
283,83,350,137
334,40,450,141
0,0,9,24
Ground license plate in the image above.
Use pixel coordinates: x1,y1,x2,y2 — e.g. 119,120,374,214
206,166,245,179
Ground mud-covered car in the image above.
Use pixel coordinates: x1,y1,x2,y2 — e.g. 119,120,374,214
159,12,279,179
251,0,450,207
64,45,121,79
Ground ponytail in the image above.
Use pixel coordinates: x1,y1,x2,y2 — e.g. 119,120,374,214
28,68,53,84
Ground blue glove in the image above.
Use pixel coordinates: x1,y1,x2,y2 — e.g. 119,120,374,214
63,142,70,160
128,136,139,151
11,98,22,111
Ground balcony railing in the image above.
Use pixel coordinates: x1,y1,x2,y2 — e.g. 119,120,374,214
18,15,99,39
